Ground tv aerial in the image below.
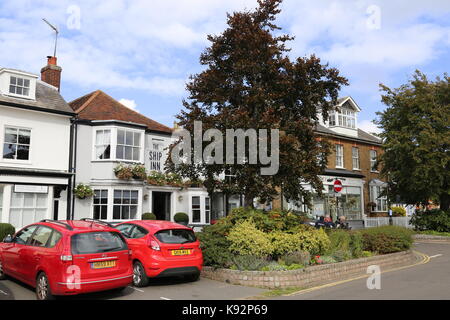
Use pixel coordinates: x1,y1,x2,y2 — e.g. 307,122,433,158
42,18,59,57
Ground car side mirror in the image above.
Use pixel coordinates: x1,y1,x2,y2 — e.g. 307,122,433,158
2,235,13,243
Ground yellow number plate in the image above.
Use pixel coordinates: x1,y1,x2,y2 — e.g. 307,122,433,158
91,260,116,269
171,250,192,256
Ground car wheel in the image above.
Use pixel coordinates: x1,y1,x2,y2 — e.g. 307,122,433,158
132,261,149,287
0,260,6,280
185,272,200,282
36,273,55,300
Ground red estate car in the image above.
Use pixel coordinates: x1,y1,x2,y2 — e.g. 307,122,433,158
115,220,203,287
0,219,133,300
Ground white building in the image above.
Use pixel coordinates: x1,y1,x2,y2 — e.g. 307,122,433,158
0,57,75,230
69,90,211,230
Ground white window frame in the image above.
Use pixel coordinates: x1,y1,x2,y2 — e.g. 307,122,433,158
352,147,360,170
335,144,344,168
331,108,356,129
92,189,108,220
94,129,111,160
8,75,31,97
370,185,387,212
189,194,210,225
1,125,32,163
90,186,142,222
9,190,50,228
91,126,145,163
370,150,378,172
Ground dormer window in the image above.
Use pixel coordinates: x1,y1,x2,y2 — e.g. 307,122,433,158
9,76,30,97
329,108,356,129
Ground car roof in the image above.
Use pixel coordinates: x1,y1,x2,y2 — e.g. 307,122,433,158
31,220,117,234
119,220,192,233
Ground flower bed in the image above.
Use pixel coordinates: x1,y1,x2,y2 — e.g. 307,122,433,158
201,250,419,289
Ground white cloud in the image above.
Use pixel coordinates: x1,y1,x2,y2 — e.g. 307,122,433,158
119,98,138,111
359,119,382,135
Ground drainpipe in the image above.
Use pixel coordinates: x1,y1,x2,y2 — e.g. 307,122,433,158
66,117,75,220
69,118,78,220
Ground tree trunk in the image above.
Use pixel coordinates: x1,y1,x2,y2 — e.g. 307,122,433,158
440,193,450,211
244,195,255,209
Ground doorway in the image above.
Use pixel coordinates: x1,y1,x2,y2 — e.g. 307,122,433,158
152,192,171,221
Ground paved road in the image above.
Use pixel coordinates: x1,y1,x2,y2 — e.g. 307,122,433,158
0,271,265,300
1,242,448,300
274,242,450,300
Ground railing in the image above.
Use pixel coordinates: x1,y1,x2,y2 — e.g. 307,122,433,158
364,217,413,229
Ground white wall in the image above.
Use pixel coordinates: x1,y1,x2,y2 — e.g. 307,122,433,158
0,106,71,172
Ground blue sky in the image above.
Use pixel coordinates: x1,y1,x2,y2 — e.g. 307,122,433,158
1,0,449,133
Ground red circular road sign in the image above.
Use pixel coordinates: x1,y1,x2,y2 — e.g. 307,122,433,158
334,180,343,193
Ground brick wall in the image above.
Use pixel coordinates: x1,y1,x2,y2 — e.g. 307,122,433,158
201,250,418,289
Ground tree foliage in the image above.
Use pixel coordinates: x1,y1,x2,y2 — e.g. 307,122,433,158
167,0,348,206
376,71,450,210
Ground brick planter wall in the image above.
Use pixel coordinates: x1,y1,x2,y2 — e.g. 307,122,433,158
201,250,418,289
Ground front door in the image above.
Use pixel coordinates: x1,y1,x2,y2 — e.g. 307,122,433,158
152,192,171,221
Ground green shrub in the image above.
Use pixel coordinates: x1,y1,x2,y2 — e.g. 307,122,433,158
142,212,156,220
279,251,311,266
362,251,373,257
391,206,406,217
349,232,364,258
269,231,302,257
360,226,414,254
331,249,352,262
260,262,288,271
0,223,15,241
410,209,450,232
297,227,330,255
227,220,274,257
285,263,305,270
328,230,351,253
320,255,337,264
231,255,269,271
174,212,189,223
196,226,233,268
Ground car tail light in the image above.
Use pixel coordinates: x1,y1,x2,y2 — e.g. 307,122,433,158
60,255,73,262
148,236,160,251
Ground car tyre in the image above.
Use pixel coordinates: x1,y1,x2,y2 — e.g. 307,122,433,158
36,273,55,300
185,272,200,282
133,261,149,287
0,260,6,280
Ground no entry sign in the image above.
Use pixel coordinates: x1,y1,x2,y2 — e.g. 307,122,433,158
334,180,343,193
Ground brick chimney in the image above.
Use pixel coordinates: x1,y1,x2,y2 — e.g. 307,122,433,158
41,56,62,91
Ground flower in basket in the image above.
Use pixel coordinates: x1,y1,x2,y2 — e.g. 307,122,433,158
114,163,133,180
131,164,147,180
74,183,95,199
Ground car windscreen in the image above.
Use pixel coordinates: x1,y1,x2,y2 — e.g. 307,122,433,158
71,232,128,255
154,229,196,244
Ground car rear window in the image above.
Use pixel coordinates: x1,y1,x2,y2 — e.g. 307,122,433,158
71,232,128,255
154,229,196,244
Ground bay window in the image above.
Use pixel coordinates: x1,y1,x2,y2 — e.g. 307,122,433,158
370,185,387,212
93,127,143,162
328,108,356,129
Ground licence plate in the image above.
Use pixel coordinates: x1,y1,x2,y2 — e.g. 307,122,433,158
171,249,191,256
91,260,116,269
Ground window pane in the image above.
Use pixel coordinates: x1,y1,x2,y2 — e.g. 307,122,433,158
93,206,101,219
10,76,17,85
130,191,138,204
36,194,47,207
9,85,15,94
17,78,23,86
24,79,30,88
3,143,16,159
23,193,35,207
16,145,29,160
125,131,133,146
96,130,104,145
114,190,122,204
117,130,125,144
29,226,53,247
122,206,130,219
129,206,137,219
125,146,132,160
133,133,141,147
132,147,140,161
23,88,29,96
18,130,30,144
113,206,121,219
116,145,124,159
5,128,17,143
16,87,23,95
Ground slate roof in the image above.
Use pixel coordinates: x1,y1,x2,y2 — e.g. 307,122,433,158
69,90,173,134
315,124,382,145
0,80,74,115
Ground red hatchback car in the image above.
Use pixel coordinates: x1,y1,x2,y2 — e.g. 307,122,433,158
0,219,133,300
115,220,203,287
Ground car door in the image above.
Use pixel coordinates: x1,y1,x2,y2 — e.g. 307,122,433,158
116,224,148,259
2,225,38,279
23,226,55,284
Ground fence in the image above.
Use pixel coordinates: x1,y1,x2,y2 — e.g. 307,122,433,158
364,216,413,229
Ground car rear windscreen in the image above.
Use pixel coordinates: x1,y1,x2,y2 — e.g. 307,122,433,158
71,232,128,254
154,229,196,244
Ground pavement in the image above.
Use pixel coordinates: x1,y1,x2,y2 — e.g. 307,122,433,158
0,241,449,300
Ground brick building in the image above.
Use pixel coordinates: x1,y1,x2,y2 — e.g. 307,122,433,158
276,97,387,223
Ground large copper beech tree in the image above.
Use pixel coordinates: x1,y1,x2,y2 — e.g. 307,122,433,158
167,0,348,208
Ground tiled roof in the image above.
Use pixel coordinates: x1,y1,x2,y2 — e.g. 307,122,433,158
69,90,173,134
315,124,382,145
0,80,74,114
